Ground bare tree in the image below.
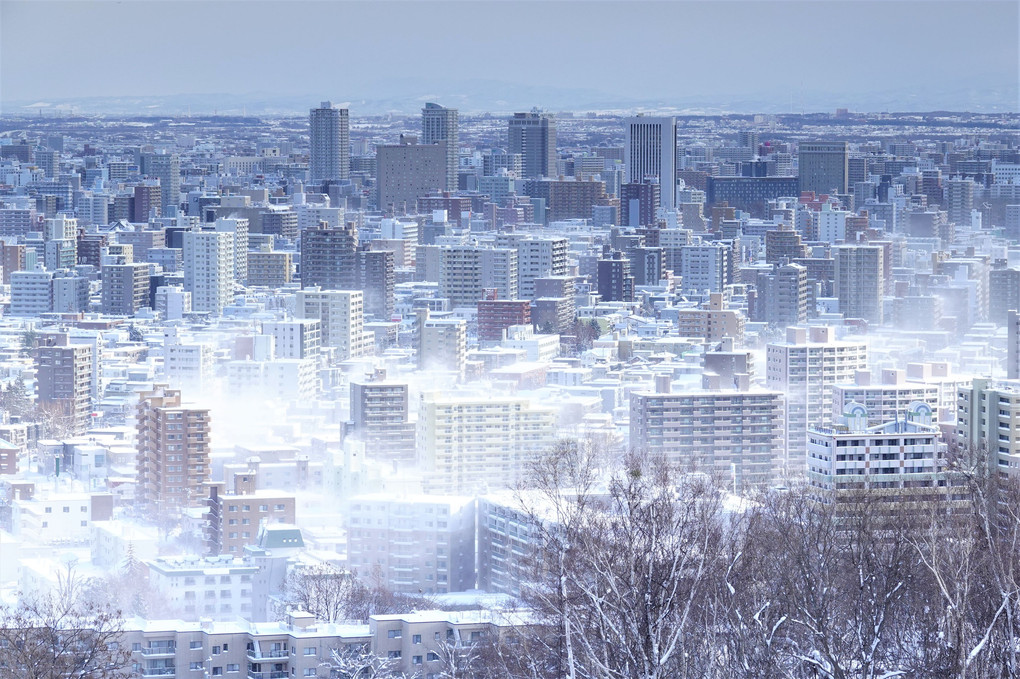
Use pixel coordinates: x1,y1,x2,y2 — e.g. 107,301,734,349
0,568,130,679
328,642,401,679
285,562,364,623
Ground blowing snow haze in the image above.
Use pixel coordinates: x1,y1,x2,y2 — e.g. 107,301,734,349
0,1,1018,678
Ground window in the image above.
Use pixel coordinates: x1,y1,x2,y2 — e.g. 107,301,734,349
45,507,52,513
132,643,142,651
304,670,316,677
81,520,88,527
212,668,222,676
228,505,237,512
212,646,220,655
304,647,317,656
413,655,423,665
190,662,203,670
259,504,268,512
427,652,440,661
387,629,402,639
190,641,202,649
387,651,401,659
412,634,421,644
63,506,69,513
226,664,239,672
274,504,285,511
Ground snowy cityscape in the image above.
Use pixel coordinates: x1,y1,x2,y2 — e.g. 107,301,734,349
1,0,1019,677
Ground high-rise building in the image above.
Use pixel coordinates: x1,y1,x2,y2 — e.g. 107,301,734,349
508,110,557,179
624,116,677,209
620,181,661,226
416,309,466,376
346,495,476,594
751,262,809,326
417,391,557,494
299,221,358,290
36,335,92,435
183,230,234,315
679,243,730,293
295,287,370,360
834,244,884,323
597,252,634,302
143,153,181,214
309,101,350,182
421,102,459,192
213,217,249,284
766,326,868,474
1009,311,1020,380
945,177,976,225
989,269,1020,327
375,136,447,211
135,386,211,515
956,379,1020,480
630,375,784,489
357,249,394,320
350,375,417,462
439,246,518,307
101,261,150,316
798,141,848,195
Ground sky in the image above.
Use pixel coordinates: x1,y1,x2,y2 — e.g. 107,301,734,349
1,0,1017,113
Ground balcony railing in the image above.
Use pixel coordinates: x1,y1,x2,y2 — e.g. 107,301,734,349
140,646,177,657
248,672,288,679
247,649,290,660
141,668,176,677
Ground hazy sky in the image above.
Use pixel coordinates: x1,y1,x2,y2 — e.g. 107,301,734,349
1,0,1017,112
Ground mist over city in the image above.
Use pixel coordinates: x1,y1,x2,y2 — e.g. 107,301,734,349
0,0,1018,677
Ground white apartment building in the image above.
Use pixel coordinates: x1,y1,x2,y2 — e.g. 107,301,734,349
957,378,1020,480
214,217,249,285
10,268,53,316
679,243,728,293
10,491,112,546
766,326,868,476
416,392,557,494
295,287,370,361
155,285,192,320
226,359,318,402
345,494,475,594
146,555,258,622
262,319,321,360
183,230,234,315
832,369,941,427
807,402,950,504
816,204,849,242
630,375,785,488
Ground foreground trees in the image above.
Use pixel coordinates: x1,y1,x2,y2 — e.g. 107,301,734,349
0,569,130,679
485,445,1020,679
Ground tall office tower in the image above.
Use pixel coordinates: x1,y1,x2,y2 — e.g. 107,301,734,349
213,218,249,284
183,230,234,315
300,220,359,290
417,391,557,494
957,379,1020,479
416,309,467,376
144,153,181,214
766,326,868,474
834,244,884,324
101,262,150,315
375,136,447,210
945,177,976,225
629,375,785,489
1010,311,1020,380
135,386,211,515
751,262,809,326
990,269,1020,326
798,141,848,195
620,181,661,226
421,102,459,191
357,249,394,320
309,101,350,182
36,335,92,435
295,287,370,360
624,116,677,209
508,110,557,179
349,376,416,462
